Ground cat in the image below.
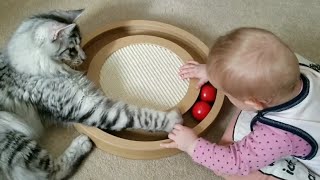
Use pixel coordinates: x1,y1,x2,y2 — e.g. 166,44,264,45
0,9,182,180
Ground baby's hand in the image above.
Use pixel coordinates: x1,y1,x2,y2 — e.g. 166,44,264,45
179,61,208,88
160,124,198,156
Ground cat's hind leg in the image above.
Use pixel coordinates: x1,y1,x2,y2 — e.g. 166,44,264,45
50,135,92,180
0,131,92,180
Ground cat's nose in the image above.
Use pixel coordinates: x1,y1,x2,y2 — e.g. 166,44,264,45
75,45,86,60
80,52,86,60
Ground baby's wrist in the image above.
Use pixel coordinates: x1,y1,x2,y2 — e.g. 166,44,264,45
187,138,199,156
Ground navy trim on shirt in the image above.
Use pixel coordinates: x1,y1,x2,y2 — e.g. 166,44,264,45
250,74,318,160
232,110,242,141
260,74,309,115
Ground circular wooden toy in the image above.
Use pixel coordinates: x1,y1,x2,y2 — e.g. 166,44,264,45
74,20,224,159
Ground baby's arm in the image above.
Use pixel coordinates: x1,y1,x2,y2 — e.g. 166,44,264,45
192,122,312,176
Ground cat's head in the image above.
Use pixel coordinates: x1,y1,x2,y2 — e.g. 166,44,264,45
30,9,86,67
7,9,87,75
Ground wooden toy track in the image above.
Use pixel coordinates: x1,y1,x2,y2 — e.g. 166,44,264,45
74,20,224,159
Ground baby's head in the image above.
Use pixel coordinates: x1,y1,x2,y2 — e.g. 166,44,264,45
207,28,300,111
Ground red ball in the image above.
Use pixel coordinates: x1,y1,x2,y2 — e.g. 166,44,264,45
192,101,211,121
200,84,217,103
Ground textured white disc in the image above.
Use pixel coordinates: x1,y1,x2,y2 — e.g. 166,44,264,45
99,43,189,110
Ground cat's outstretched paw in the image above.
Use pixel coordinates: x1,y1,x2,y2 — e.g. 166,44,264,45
164,109,183,132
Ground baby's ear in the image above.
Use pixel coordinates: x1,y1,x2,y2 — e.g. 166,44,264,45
52,24,76,41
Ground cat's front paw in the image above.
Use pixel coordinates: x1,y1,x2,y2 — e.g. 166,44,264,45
71,135,93,155
164,109,183,132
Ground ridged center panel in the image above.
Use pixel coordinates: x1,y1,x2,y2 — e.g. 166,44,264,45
99,43,189,110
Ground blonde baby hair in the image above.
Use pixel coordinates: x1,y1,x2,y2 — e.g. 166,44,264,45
207,27,300,103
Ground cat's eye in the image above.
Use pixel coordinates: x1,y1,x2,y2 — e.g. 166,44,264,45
60,48,69,55
69,47,77,56
69,47,76,51
69,47,76,52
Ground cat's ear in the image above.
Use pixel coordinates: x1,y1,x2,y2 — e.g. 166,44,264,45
49,9,84,23
52,24,77,41
65,9,84,22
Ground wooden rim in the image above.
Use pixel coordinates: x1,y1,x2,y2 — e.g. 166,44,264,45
81,20,209,58
74,91,224,159
74,20,225,159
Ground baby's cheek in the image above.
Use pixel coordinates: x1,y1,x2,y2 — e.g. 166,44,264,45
228,97,256,111
228,97,247,110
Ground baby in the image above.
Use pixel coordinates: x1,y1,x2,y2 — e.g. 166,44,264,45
161,27,320,179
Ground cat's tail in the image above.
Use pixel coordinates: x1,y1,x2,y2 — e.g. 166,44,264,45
0,111,40,139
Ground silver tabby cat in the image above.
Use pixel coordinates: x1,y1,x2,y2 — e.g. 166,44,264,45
0,9,182,180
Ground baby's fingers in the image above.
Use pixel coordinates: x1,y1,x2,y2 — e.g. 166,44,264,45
179,68,197,78
185,60,199,65
168,133,176,140
160,141,178,148
173,124,184,130
179,64,197,72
